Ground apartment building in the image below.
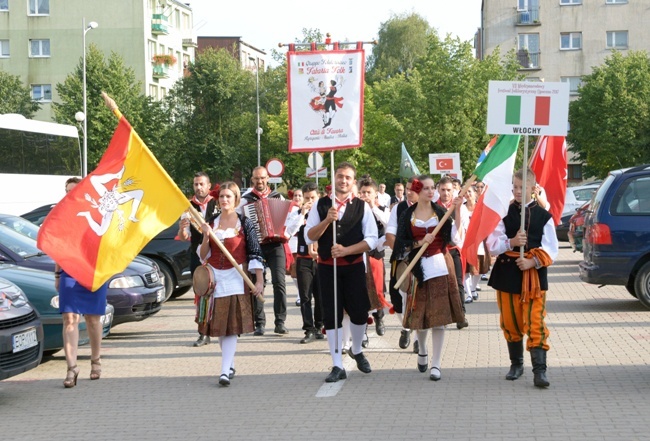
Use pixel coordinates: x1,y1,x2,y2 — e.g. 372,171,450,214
197,36,266,71
478,0,649,181
0,0,196,122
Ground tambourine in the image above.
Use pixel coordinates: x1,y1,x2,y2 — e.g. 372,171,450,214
193,264,215,297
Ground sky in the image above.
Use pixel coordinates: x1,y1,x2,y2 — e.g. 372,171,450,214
189,0,483,62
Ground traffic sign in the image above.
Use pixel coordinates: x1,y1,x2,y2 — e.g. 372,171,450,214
266,158,285,177
307,152,324,170
268,177,282,184
306,167,327,178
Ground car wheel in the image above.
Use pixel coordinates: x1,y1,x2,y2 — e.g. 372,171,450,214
171,285,193,298
633,261,650,309
625,279,637,298
155,261,175,302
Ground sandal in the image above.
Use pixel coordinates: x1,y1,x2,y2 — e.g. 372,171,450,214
64,365,80,388
90,358,101,380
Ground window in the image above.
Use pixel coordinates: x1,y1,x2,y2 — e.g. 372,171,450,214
31,84,52,101
0,0,8,11
148,40,156,61
560,0,581,4
517,0,529,11
568,164,582,181
149,84,158,99
182,13,190,30
0,40,8,57
518,33,540,68
561,76,583,95
606,31,628,49
560,32,582,50
160,87,167,98
174,9,181,28
613,176,650,215
606,0,628,3
29,0,49,15
29,39,50,57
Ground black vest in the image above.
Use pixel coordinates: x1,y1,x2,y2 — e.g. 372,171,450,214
189,199,219,252
296,216,310,257
367,206,387,260
389,200,410,263
316,197,365,262
488,201,552,294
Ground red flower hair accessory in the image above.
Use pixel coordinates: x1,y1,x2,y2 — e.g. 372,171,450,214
410,179,423,194
325,184,332,194
209,183,221,199
288,190,294,199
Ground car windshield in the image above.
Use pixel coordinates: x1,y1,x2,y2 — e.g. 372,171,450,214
0,214,40,240
0,224,44,257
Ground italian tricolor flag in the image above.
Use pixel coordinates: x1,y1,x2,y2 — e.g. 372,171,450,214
462,134,520,267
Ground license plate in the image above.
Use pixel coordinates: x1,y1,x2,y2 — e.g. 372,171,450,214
12,328,38,353
156,288,164,302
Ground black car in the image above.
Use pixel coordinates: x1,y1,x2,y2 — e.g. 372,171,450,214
579,165,650,309
21,206,192,301
0,217,165,326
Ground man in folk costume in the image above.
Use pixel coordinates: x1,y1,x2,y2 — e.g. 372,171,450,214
486,168,558,388
435,175,470,330
358,177,391,337
385,175,421,352
305,162,378,383
178,172,220,347
240,166,292,336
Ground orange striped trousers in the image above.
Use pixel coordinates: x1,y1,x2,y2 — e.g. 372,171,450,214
496,290,550,351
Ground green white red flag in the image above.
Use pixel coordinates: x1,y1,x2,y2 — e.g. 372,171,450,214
462,135,520,267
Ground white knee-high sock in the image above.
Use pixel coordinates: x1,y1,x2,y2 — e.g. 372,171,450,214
326,327,343,368
342,314,351,348
430,326,445,369
463,274,472,298
416,329,429,355
471,275,480,291
219,335,237,376
350,322,366,355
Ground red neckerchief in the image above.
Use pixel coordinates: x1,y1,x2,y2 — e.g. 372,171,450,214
437,199,452,210
252,187,272,199
333,193,354,214
191,194,214,214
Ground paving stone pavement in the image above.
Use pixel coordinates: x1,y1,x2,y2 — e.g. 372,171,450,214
2,245,650,441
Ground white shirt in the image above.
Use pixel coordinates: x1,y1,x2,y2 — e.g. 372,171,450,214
304,196,378,252
411,214,449,282
377,191,391,208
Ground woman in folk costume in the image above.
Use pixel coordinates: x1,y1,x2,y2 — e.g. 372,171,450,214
197,182,265,386
393,176,465,381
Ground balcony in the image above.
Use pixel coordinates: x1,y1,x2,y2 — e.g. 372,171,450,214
152,64,169,79
517,50,541,70
516,8,540,25
182,38,197,48
151,14,169,35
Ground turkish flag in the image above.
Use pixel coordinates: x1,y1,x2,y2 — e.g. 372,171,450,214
529,136,567,225
436,158,453,170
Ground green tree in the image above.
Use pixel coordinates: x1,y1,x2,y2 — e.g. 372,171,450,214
568,51,650,178
367,12,432,82
0,70,41,117
53,44,163,170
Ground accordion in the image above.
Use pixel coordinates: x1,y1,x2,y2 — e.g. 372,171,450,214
243,198,293,244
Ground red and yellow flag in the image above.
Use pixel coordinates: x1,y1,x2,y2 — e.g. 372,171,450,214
37,116,189,291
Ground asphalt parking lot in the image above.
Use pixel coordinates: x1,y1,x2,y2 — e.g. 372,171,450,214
2,245,649,441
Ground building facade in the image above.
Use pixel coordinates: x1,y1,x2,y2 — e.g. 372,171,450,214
197,36,266,71
0,0,195,122
478,0,649,181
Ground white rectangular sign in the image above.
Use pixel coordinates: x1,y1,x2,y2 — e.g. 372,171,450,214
486,81,570,136
306,167,327,178
268,177,282,184
429,153,461,174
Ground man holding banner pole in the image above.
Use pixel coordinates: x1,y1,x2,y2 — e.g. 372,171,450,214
305,162,378,383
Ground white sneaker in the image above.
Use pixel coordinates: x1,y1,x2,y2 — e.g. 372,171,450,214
464,296,473,304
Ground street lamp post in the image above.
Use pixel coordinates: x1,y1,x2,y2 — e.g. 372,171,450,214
82,18,98,177
248,56,262,167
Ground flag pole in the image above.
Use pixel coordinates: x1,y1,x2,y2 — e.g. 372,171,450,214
394,175,477,290
330,151,339,353
520,134,529,259
101,91,262,301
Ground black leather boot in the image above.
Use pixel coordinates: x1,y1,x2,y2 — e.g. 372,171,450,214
505,341,524,380
530,347,550,388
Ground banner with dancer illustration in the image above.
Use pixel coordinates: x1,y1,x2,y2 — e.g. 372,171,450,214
287,49,364,152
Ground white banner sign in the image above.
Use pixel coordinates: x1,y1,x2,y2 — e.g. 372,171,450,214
487,81,570,136
306,167,327,178
287,49,365,152
429,153,461,174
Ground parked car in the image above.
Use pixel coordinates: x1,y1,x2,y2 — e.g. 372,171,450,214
555,211,573,242
0,276,44,380
20,207,192,301
579,165,650,308
563,182,601,216
0,216,165,326
0,264,112,355
568,201,590,253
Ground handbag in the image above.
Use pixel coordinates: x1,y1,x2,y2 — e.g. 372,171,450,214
193,264,215,297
